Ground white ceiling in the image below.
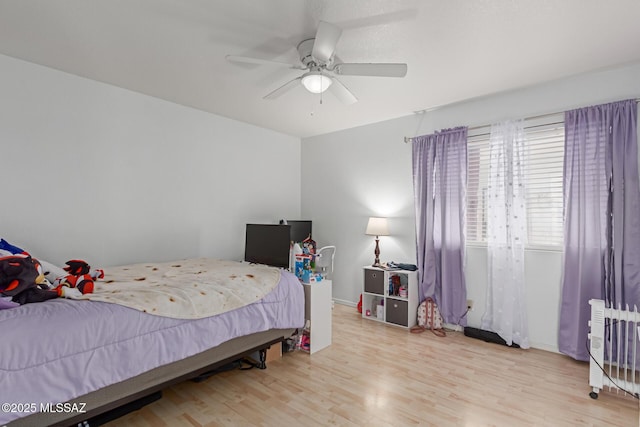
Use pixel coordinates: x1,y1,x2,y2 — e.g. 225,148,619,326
1,0,640,138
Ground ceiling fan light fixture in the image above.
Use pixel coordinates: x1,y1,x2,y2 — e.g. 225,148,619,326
301,72,332,94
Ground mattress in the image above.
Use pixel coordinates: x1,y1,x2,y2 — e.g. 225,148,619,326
0,264,304,426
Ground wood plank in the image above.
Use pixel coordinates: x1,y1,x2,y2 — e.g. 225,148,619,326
107,304,639,426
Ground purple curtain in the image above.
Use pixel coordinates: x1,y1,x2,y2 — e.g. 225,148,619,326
559,99,640,361
412,127,468,325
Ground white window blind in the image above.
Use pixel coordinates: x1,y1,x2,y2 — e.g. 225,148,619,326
466,113,565,248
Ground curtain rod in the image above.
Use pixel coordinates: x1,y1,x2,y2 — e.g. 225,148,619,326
403,98,640,143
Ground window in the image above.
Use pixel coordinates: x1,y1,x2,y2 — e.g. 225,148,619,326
466,114,565,248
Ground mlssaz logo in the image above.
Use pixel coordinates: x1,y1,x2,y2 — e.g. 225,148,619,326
41,402,87,413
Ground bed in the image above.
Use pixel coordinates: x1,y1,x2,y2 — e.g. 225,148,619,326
0,256,305,426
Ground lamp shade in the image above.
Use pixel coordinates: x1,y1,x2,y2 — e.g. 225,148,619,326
365,217,390,236
301,72,332,94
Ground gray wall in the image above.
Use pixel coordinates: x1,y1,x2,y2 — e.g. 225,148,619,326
0,54,301,267
3,50,639,353
301,62,640,352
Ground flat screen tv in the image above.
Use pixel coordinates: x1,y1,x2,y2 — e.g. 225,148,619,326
287,220,312,243
244,224,291,269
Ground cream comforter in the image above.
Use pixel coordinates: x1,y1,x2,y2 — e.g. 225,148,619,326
70,258,281,319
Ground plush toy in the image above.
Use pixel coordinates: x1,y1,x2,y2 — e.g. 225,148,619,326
0,255,58,304
53,259,104,297
0,238,29,255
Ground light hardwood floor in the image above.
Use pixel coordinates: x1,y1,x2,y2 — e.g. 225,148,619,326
108,304,639,426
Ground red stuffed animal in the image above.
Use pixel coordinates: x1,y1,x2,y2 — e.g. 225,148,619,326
54,259,104,297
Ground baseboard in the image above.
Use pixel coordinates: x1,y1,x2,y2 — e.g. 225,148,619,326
333,298,356,307
528,341,560,354
444,323,463,332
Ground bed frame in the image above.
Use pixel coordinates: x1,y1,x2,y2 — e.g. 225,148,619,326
9,328,295,427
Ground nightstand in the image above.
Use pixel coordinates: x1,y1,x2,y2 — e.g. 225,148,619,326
302,279,332,353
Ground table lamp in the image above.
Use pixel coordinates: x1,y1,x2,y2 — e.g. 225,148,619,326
365,217,389,268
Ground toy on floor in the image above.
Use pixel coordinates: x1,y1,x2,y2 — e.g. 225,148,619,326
54,259,104,298
296,320,311,353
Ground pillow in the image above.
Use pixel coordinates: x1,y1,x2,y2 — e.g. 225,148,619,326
0,239,65,281
39,259,67,281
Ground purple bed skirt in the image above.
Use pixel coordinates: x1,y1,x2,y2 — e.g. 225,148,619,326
0,268,304,425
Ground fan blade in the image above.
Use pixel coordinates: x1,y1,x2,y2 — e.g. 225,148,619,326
332,63,407,77
264,77,302,100
328,77,358,105
312,21,342,64
226,55,305,70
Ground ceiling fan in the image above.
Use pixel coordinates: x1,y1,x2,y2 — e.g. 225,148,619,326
226,21,407,105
